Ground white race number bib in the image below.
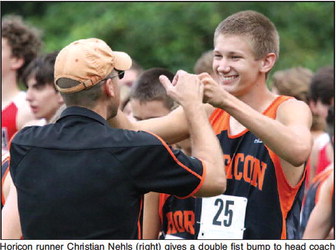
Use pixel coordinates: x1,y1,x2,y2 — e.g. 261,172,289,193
164,234,184,239
197,194,247,239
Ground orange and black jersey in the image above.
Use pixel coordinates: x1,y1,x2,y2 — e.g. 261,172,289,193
1,151,10,208
299,166,333,238
158,194,196,239
206,96,305,239
9,106,205,239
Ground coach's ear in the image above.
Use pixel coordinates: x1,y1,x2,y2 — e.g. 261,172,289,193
103,78,117,98
259,53,276,73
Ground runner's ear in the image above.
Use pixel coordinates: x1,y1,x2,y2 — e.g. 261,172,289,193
259,53,276,73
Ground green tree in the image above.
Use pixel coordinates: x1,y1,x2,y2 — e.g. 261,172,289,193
2,1,333,75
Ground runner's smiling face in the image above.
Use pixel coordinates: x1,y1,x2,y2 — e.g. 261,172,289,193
213,34,263,97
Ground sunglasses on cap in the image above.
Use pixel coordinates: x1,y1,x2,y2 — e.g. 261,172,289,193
104,70,125,81
115,70,125,79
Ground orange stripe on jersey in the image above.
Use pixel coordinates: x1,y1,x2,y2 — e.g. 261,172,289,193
7,130,18,152
1,167,10,206
268,149,306,239
209,108,247,138
314,167,333,204
159,193,170,225
263,96,293,118
312,167,333,183
264,95,299,239
144,130,206,199
137,197,143,239
2,153,10,206
1,153,10,165
330,180,334,200
209,96,293,138
209,108,228,135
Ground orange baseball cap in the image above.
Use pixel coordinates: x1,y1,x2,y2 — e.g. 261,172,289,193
54,38,132,93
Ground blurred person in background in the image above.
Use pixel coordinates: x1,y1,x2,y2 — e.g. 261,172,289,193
302,105,334,239
193,50,217,79
2,15,43,153
129,68,176,121
2,51,65,209
307,66,334,177
119,60,144,119
271,67,313,103
299,67,334,239
119,60,143,105
300,165,334,239
303,171,334,239
22,51,65,125
119,59,144,88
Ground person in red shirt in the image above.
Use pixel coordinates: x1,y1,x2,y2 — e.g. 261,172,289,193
2,15,42,152
308,66,334,177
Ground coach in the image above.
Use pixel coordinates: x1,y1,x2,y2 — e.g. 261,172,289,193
2,38,226,239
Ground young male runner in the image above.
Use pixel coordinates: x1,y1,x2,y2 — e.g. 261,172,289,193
109,10,313,239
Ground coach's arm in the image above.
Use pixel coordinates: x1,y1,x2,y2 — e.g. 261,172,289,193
159,71,226,197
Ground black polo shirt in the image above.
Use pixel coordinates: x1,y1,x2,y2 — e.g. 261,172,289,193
10,106,204,239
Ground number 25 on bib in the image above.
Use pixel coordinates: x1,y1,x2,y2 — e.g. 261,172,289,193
198,194,247,239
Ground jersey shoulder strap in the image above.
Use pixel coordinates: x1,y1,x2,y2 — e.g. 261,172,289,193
264,95,293,119
209,108,229,135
